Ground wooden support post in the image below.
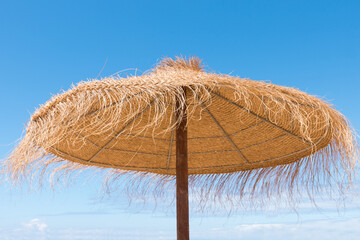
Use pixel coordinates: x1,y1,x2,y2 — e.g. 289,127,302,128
176,88,189,240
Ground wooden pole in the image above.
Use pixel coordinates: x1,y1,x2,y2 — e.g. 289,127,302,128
176,88,189,240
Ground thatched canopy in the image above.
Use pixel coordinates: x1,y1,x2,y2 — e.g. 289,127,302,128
4,57,359,207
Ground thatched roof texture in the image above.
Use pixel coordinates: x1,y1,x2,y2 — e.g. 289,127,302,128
4,56,359,208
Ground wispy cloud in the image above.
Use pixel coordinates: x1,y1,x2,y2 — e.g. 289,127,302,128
0,227,173,240
1,217,360,240
191,218,360,240
39,210,110,217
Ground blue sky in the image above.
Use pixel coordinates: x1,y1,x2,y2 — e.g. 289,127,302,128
1,0,360,239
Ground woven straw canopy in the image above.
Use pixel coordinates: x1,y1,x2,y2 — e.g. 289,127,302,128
5,56,358,240
32,77,332,175
5,57,358,201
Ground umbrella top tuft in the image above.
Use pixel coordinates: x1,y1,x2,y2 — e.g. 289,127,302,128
154,56,204,72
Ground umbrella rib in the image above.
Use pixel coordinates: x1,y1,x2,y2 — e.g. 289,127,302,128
230,121,264,136
50,146,169,171
87,99,155,162
119,133,170,141
189,118,330,170
209,90,312,145
198,102,250,164
186,122,263,140
68,126,101,147
239,134,287,151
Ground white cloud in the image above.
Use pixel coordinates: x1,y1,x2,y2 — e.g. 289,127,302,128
23,218,48,232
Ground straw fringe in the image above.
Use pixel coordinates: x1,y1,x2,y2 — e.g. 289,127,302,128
2,57,359,210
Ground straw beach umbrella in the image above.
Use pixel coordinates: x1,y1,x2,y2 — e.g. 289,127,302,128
5,57,359,239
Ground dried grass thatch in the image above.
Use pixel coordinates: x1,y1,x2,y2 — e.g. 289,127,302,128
3,56,359,210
